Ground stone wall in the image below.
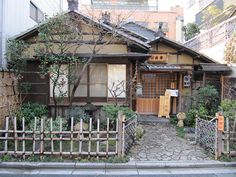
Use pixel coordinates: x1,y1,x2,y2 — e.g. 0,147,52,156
0,69,19,128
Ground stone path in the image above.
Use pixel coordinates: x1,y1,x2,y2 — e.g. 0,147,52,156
129,123,210,161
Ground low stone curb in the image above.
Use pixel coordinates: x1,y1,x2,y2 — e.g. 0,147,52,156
0,161,236,170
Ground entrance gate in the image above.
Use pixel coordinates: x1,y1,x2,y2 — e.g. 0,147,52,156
136,73,176,115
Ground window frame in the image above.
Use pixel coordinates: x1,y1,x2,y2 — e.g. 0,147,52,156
30,1,44,23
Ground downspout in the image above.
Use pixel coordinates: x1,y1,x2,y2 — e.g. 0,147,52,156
0,0,3,67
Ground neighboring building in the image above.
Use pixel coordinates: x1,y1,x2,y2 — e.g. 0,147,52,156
13,3,230,116
185,16,236,63
0,0,63,67
77,0,184,42
185,0,236,28
184,0,236,63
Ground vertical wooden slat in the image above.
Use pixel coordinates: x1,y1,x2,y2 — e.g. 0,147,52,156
122,115,126,157
50,117,54,154
14,117,17,154
4,117,9,153
178,73,183,112
96,118,100,159
59,117,62,157
215,119,218,160
22,117,25,159
33,117,36,154
116,118,118,155
106,118,109,158
226,117,229,157
79,118,83,156
88,118,92,158
40,117,44,158
70,117,74,157
117,111,123,157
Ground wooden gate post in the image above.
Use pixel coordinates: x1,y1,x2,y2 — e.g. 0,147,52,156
117,111,123,158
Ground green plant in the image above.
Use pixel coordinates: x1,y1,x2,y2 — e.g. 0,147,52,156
221,99,236,120
135,126,144,140
176,127,185,138
17,102,48,126
28,116,68,132
106,156,129,163
182,23,200,41
170,115,178,125
185,106,208,127
196,85,219,115
102,105,135,124
0,155,13,162
69,106,91,123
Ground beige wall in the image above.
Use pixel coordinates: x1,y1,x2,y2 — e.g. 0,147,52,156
0,70,19,128
152,43,203,65
25,22,128,58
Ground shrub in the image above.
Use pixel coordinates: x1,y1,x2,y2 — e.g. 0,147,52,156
69,106,91,123
136,126,144,140
28,116,68,132
195,85,219,115
170,115,178,125
17,102,48,126
221,99,236,120
185,106,208,127
102,105,135,124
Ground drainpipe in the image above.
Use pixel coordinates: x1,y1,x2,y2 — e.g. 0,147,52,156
0,0,3,67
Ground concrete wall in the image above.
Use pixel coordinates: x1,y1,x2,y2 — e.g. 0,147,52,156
0,0,62,67
0,69,19,128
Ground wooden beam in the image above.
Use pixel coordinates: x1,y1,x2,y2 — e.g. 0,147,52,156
203,72,206,86
178,73,183,112
221,74,224,101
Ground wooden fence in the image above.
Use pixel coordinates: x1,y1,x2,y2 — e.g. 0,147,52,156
195,117,236,159
195,117,217,155
0,112,137,159
221,118,236,157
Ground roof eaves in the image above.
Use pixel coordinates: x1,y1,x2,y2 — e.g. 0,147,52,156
12,10,150,50
149,36,219,64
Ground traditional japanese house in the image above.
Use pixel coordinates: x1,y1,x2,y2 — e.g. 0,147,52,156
13,7,231,117
122,22,231,115
13,9,151,116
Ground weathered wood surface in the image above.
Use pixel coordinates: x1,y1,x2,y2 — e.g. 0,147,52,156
0,70,19,128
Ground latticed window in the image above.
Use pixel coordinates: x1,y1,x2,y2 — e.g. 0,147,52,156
142,73,174,98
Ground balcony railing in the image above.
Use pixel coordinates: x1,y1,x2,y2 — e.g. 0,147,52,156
184,16,236,51
89,4,158,11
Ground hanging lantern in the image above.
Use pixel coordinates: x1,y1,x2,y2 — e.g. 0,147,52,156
136,83,143,96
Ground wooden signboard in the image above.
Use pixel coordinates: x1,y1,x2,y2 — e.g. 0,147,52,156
158,96,165,117
218,115,224,131
148,54,168,64
158,91,171,118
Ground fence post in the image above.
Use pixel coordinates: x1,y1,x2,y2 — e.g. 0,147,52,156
226,117,229,157
122,115,126,157
195,117,198,143
4,117,9,153
117,111,123,158
215,119,218,160
40,117,44,160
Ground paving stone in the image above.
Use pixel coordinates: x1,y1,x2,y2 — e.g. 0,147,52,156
129,121,211,161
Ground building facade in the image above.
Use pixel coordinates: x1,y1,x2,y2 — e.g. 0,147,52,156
184,0,236,63
0,0,63,67
185,0,236,27
76,0,184,42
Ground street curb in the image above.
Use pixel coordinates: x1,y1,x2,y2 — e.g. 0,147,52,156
0,161,236,170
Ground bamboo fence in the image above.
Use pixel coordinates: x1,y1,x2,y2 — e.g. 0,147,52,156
0,112,137,159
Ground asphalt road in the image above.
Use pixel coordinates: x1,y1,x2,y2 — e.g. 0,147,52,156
0,167,236,177
0,174,236,177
